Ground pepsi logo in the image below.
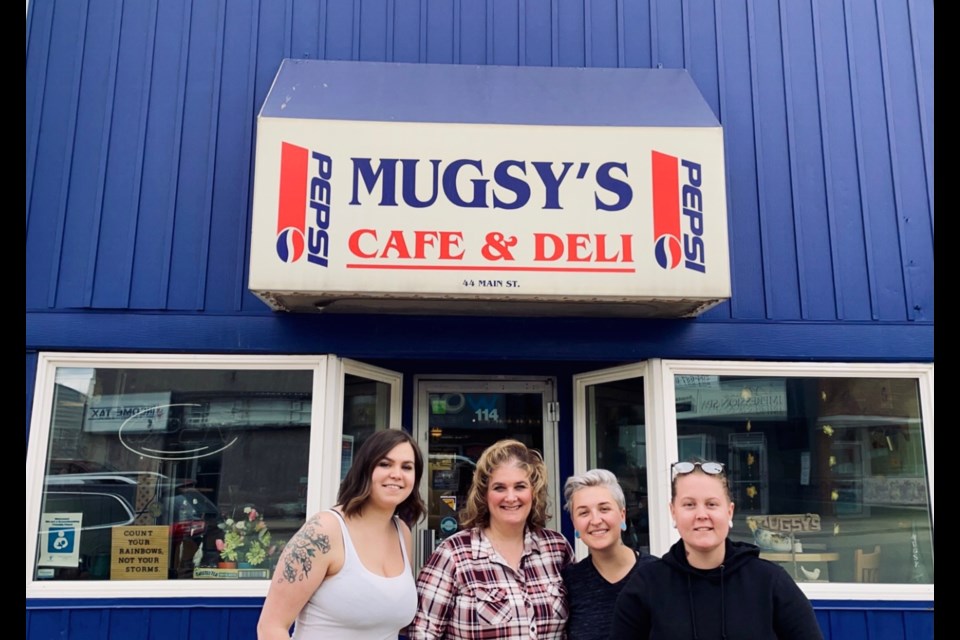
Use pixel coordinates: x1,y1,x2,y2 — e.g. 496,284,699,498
276,227,305,263
654,234,682,270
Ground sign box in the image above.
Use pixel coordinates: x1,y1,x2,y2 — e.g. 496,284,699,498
250,60,730,318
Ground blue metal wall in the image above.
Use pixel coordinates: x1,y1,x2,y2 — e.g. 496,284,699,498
25,0,934,637
24,598,934,640
25,0,933,360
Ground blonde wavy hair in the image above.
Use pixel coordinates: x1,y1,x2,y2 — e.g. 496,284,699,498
461,439,551,530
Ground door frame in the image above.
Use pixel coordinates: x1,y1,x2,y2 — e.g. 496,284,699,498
316,358,404,511
571,360,675,560
412,375,559,565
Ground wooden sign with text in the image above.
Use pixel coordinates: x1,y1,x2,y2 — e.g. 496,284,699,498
111,526,169,580
747,514,821,533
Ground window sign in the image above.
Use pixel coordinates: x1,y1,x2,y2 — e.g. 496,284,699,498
38,513,82,568
428,393,509,430
111,526,169,580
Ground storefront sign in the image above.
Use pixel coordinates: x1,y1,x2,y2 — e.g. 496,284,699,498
249,60,730,317
110,526,169,580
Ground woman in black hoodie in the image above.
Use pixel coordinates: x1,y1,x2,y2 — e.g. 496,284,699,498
608,461,823,640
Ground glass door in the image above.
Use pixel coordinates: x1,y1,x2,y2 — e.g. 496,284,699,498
573,363,658,557
315,359,403,511
340,373,399,469
414,377,558,564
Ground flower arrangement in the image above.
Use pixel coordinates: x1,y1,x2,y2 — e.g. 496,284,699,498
216,506,278,567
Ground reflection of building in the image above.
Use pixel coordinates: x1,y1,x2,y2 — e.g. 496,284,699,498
727,433,768,514
48,384,86,459
26,1,932,638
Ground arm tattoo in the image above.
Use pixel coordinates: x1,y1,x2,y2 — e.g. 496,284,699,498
277,516,333,583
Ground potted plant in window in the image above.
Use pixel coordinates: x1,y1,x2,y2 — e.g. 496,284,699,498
216,506,280,570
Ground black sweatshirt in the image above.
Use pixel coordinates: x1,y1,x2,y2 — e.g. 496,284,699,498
608,539,824,640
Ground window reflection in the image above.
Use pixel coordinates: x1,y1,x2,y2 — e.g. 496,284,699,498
340,374,392,481
586,377,649,554
675,376,933,584
36,368,312,581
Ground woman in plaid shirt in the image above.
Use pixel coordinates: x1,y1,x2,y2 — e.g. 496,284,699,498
409,439,573,639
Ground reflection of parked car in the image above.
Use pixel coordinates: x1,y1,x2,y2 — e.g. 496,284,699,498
48,458,120,475
40,472,223,580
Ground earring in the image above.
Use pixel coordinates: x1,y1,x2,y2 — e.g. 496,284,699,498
671,521,677,529
729,520,734,528
574,530,580,539
620,522,628,531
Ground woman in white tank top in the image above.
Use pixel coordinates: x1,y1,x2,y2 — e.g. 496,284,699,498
257,429,426,640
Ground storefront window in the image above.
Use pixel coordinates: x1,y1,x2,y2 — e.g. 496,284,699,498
33,366,312,582
674,375,933,585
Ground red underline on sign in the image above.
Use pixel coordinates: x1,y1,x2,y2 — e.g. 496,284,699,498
345,264,637,273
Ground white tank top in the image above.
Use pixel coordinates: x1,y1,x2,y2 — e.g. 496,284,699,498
292,510,417,640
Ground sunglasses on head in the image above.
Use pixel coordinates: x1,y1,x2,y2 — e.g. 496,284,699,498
671,461,725,479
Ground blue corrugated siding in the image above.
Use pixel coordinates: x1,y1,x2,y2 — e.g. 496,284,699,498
92,0,154,308
23,0,934,355
25,352,37,451
25,605,262,640
25,0,934,323
24,600,932,640
781,0,830,321
880,0,934,321
24,1,933,633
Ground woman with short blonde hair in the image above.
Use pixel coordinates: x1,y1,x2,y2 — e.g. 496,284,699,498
561,468,655,640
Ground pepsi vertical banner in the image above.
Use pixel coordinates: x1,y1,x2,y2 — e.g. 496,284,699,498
275,142,309,264
249,61,730,316
651,152,707,274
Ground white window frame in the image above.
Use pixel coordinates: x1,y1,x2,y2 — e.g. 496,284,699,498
326,358,404,509
657,360,934,602
573,359,934,601
572,361,665,559
25,352,390,599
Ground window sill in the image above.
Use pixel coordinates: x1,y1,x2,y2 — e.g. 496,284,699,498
25,578,270,600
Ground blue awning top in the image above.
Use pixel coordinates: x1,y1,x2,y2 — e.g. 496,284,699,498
260,59,720,128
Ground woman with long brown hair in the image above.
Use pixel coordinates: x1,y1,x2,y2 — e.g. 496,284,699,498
257,429,426,639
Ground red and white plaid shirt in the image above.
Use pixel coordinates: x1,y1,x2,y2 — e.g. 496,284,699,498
409,527,573,640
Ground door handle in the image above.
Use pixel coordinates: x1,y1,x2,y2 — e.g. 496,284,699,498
419,528,436,566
